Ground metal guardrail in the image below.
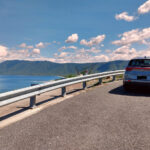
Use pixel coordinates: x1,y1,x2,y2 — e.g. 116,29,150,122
0,70,125,108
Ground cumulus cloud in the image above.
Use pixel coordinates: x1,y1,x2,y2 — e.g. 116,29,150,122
114,0,150,22
110,47,137,61
115,12,135,22
59,46,66,51
51,45,150,63
109,45,150,61
0,45,8,57
138,0,150,14
36,42,45,48
65,34,78,43
53,46,107,63
94,55,109,62
2,38,150,64
19,43,33,49
68,46,77,49
0,49,30,62
59,45,77,51
86,47,101,54
105,49,111,53
114,45,136,55
58,52,68,57
0,45,42,62
53,41,61,45
0,44,50,62
19,43,27,48
80,35,105,47
112,27,150,46
53,45,147,63
35,42,51,48
33,48,40,54
74,53,109,63
27,45,34,49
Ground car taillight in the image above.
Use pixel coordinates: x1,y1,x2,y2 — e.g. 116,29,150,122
126,67,133,71
126,67,150,71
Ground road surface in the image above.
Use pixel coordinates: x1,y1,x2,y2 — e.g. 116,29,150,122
0,81,150,150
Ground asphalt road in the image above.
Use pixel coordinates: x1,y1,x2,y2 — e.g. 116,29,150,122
0,81,150,150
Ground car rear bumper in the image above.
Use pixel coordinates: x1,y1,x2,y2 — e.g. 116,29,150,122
123,80,150,88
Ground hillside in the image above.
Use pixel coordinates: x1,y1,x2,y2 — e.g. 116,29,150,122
0,60,128,76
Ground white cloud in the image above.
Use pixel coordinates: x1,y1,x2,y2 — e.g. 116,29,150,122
112,27,150,46
0,44,48,62
109,45,150,61
19,43,27,48
94,55,109,62
0,45,8,57
138,0,150,14
0,49,30,62
87,47,101,54
80,35,105,47
58,52,68,57
36,42,45,48
33,48,40,54
53,47,107,63
35,42,51,48
0,46,42,62
59,46,66,51
53,41,61,45
105,49,111,53
68,46,77,49
27,45,34,49
114,45,136,55
115,12,135,22
114,0,150,22
65,33,78,43
73,47,101,54
59,45,77,51
52,45,150,63
19,43,33,49
138,49,150,57
18,49,28,54
2,38,150,64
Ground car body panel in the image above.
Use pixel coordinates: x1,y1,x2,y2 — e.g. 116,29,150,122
123,58,150,89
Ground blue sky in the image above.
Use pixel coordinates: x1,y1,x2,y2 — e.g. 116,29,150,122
0,0,150,63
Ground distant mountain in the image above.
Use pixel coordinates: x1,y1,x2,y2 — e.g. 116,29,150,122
0,60,128,76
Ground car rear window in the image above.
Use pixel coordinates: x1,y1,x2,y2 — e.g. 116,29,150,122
129,59,150,67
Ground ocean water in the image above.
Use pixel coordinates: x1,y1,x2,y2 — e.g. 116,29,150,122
0,75,61,93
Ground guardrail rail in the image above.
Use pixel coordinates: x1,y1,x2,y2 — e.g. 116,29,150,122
0,70,125,108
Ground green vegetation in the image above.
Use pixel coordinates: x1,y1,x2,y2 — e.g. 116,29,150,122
116,74,124,80
64,74,77,78
0,60,128,76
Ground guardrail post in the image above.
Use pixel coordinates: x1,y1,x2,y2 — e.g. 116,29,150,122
83,81,87,90
98,78,102,85
29,83,37,108
29,96,36,108
112,75,116,81
62,87,66,97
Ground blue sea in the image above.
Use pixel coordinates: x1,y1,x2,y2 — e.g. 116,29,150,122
0,75,61,94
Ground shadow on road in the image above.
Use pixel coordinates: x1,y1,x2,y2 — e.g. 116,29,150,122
0,88,84,121
0,107,29,121
109,85,150,97
0,97,58,121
